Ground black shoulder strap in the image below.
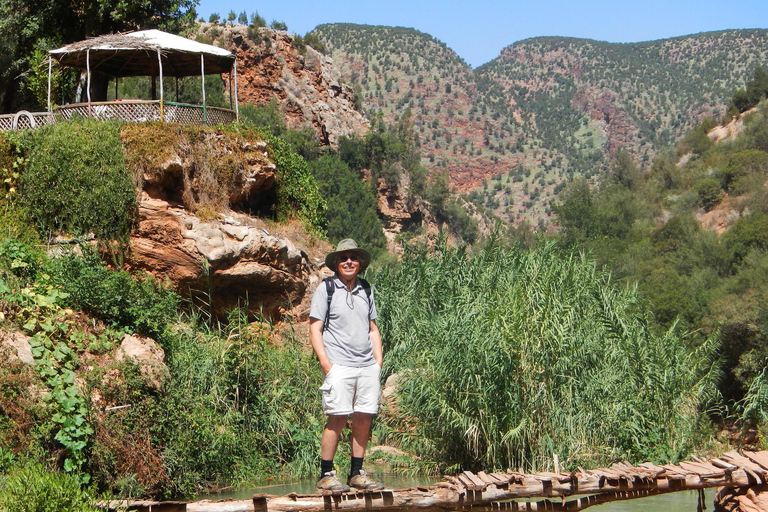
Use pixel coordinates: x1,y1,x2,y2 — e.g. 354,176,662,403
358,278,372,323
322,276,373,332
323,276,334,332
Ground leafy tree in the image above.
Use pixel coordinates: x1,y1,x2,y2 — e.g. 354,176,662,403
554,177,595,244
237,11,248,25
722,149,768,193
609,149,640,190
208,12,220,23
729,65,768,113
0,0,199,111
695,177,724,211
310,155,387,258
227,10,236,23
270,20,288,31
722,212,768,272
250,11,266,28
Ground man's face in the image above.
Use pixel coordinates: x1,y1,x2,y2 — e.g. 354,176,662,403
336,251,361,281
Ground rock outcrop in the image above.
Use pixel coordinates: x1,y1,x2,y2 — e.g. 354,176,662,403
115,334,169,390
128,196,311,319
210,25,369,146
0,330,33,364
123,126,326,320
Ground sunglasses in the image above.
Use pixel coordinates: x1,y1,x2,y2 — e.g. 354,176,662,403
338,253,359,263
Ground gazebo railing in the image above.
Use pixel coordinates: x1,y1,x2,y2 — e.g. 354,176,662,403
56,100,237,126
0,101,237,131
0,111,58,131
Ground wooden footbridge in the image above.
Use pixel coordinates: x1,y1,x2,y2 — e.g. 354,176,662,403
108,450,768,512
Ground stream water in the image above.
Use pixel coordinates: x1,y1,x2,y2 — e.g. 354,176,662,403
202,476,717,511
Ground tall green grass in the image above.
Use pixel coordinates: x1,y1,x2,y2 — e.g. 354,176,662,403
373,240,721,472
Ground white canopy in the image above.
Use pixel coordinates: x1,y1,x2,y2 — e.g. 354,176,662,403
49,29,236,76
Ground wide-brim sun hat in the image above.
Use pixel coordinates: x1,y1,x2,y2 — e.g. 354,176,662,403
325,238,371,272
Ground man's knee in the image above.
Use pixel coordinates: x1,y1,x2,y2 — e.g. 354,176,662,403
325,414,348,432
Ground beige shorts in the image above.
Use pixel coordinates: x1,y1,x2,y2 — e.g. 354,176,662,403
319,363,381,415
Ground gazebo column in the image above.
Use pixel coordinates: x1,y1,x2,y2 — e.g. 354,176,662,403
86,49,92,117
200,54,207,123
47,56,52,113
157,49,164,121
233,58,239,121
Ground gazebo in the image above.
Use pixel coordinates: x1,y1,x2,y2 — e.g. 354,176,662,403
47,29,239,126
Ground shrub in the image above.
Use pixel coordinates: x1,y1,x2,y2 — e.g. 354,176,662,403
722,212,768,271
0,463,99,512
47,250,179,340
310,155,386,258
695,177,724,211
260,132,325,231
19,119,137,242
723,149,768,193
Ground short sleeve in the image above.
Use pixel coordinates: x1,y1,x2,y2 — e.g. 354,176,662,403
309,281,329,322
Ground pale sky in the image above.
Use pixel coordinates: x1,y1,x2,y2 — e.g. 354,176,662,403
195,0,768,68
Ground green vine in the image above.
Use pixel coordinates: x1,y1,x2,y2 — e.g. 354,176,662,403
0,278,94,482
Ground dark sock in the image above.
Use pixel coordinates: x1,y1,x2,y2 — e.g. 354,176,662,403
349,456,364,479
320,459,334,479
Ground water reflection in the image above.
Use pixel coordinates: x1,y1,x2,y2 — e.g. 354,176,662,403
593,488,715,511
200,473,440,501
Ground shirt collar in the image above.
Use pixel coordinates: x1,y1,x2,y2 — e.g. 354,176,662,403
333,275,361,292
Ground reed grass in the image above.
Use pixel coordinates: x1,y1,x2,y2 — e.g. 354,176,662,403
373,239,720,472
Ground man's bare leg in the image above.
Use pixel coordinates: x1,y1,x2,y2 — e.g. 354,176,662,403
350,412,372,457
321,415,348,460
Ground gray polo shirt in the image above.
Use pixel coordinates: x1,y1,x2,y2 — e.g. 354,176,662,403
309,276,378,367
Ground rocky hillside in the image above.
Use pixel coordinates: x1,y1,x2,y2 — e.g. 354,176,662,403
313,24,521,189
314,25,768,225
197,23,369,146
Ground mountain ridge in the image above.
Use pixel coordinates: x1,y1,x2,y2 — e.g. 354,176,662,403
314,24,768,225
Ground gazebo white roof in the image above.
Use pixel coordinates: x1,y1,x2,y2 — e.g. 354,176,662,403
49,29,236,77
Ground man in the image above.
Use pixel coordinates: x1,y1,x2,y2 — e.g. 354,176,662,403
309,239,385,492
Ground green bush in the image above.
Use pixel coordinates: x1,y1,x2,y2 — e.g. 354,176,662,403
723,149,768,193
47,250,179,340
262,132,325,231
19,118,137,242
310,155,386,258
0,463,99,512
695,177,724,211
93,314,323,498
722,212,768,271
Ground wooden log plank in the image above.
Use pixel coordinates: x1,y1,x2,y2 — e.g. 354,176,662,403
462,471,487,490
489,473,512,485
661,465,689,477
477,472,497,486
457,473,475,489
711,458,739,471
678,461,724,477
722,451,768,482
745,451,768,472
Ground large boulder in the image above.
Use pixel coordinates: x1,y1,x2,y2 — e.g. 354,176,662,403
115,333,169,390
0,330,34,364
127,196,312,319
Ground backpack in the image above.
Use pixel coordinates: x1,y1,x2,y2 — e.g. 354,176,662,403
323,276,372,332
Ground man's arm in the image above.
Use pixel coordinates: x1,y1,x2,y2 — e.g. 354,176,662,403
369,319,383,367
310,318,333,375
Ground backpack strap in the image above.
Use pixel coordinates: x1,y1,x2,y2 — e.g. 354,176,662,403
322,276,372,332
357,277,373,324
323,276,335,333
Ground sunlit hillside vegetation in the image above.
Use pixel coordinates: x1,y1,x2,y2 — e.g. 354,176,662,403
554,89,768,428
315,25,768,227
